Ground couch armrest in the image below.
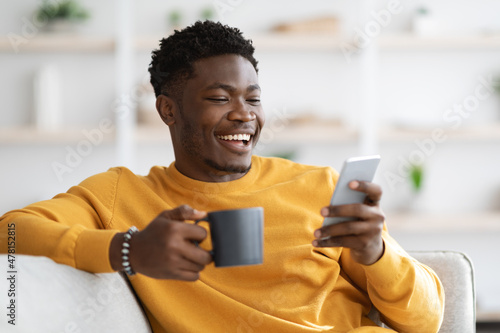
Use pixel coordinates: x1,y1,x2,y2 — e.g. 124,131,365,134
410,251,476,333
0,254,152,332
369,250,476,333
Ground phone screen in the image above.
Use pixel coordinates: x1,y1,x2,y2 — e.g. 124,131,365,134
322,155,381,226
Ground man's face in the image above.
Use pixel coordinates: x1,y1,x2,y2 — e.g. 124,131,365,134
169,54,264,182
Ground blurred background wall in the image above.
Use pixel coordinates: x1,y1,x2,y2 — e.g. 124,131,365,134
1,0,500,321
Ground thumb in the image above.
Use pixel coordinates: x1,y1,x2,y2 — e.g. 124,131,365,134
161,205,207,222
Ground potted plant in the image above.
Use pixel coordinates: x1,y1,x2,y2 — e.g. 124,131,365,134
492,75,500,121
35,0,90,33
400,162,426,213
200,7,215,21
494,76,500,95
412,6,438,36
167,9,183,31
409,163,423,193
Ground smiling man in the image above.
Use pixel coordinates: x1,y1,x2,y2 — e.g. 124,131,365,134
158,53,264,181
0,21,444,332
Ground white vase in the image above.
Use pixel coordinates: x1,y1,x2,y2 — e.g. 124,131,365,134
413,16,439,37
34,64,62,131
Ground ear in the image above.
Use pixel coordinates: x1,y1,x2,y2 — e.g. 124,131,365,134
156,95,177,126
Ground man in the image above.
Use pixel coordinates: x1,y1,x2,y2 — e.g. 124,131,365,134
0,21,444,332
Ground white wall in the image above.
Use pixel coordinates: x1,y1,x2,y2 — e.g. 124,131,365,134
1,0,500,313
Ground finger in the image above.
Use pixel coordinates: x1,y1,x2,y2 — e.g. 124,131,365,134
313,234,369,248
160,205,207,222
313,235,344,248
183,242,213,266
349,181,383,205
180,223,209,242
315,207,384,242
174,270,201,282
168,224,212,265
321,203,374,220
155,217,208,243
315,219,373,240
178,253,211,272
313,221,383,248
314,234,384,265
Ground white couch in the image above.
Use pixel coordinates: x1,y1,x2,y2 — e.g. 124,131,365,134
0,251,475,332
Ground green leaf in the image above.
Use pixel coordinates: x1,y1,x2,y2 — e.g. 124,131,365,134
410,164,423,192
35,0,90,22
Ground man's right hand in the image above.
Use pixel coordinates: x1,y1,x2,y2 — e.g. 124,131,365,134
110,205,213,281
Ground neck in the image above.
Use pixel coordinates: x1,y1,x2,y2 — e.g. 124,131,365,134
173,161,251,183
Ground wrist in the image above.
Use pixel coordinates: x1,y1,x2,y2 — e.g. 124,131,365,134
110,232,125,271
121,226,139,276
109,227,139,274
356,240,385,266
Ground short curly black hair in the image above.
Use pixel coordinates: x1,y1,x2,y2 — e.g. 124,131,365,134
148,20,259,100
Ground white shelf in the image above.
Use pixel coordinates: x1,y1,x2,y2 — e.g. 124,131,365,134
0,126,115,144
387,212,500,232
0,126,170,145
252,33,347,51
266,122,357,144
380,123,500,142
3,33,500,53
379,33,500,50
0,125,172,145
0,34,114,53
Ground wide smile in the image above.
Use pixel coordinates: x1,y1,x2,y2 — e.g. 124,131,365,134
216,133,253,152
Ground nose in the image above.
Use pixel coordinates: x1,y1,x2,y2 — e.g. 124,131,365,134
227,100,256,122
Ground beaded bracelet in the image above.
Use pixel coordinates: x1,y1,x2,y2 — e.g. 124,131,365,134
122,226,139,276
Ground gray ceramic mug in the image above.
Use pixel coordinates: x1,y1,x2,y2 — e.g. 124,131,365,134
196,207,264,267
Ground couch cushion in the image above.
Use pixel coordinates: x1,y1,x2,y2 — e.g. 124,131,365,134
0,254,152,332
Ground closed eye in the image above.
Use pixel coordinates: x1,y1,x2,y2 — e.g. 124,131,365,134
247,98,261,105
206,98,228,103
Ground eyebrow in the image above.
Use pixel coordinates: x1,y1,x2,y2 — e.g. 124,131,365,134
205,82,261,93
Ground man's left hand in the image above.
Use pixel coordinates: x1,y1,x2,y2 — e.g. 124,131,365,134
313,181,385,265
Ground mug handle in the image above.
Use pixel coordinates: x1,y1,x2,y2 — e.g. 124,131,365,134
194,219,214,256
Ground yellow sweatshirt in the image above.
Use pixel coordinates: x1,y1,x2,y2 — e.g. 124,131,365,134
0,156,444,332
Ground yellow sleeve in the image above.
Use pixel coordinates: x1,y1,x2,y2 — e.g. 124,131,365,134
0,169,122,273
340,227,445,332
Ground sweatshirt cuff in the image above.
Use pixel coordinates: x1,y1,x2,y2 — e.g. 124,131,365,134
362,239,411,288
75,229,119,273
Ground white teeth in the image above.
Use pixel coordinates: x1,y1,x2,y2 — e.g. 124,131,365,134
217,134,251,141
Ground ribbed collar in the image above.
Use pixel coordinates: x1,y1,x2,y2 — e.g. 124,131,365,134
164,156,261,194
